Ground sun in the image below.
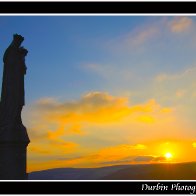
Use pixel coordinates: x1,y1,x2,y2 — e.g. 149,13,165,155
164,152,173,159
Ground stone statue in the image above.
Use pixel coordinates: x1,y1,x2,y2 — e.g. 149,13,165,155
0,34,30,180
0,34,28,127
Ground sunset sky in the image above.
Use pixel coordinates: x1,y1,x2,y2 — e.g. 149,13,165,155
0,16,195,172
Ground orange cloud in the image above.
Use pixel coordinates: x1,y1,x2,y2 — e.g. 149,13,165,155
28,139,196,172
127,26,159,46
34,92,129,123
168,16,192,33
137,115,155,123
98,144,146,158
28,143,147,171
27,93,174,136
28,146,50,155
24,92,180,172
25,92,176,146
193,142,196,148
29,140,78,156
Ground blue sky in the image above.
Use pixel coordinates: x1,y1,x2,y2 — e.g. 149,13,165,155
0,16,195,171
0,16,148,102
0,16,195,103
0,17,176,100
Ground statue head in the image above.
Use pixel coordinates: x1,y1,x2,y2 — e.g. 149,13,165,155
13,34,24,47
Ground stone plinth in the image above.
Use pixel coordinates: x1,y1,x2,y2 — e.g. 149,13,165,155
0,124,30,180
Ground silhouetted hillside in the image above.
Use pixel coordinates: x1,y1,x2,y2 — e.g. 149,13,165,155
28,162,196,180
102,162,196,180
28,165,130,180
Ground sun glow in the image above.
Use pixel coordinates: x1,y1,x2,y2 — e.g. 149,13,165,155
165,152,173,159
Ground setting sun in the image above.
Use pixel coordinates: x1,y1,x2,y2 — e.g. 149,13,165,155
165,152,173,159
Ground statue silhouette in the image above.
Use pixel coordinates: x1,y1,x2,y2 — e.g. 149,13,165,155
0,34,30,180
0,34,28,127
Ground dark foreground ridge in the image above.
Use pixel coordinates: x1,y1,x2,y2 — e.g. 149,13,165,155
29,161,196,180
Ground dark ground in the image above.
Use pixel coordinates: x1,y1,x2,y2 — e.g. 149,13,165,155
29,162,196,180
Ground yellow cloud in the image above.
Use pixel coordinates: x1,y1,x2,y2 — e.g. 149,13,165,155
31,92,132,126
168,16,192,33
193,142,196,148
28,146,50,155
161,108,172,113
25,92,176,149
25,91,179,172
27,93,173,132
48,126,65,140
137,115,155,123
90,144,147,165
29,140,78,156
28,138,196,172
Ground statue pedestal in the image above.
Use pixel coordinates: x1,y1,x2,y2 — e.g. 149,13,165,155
0,124,30,180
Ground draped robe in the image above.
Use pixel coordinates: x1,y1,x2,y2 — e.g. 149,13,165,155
0,41,26,127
